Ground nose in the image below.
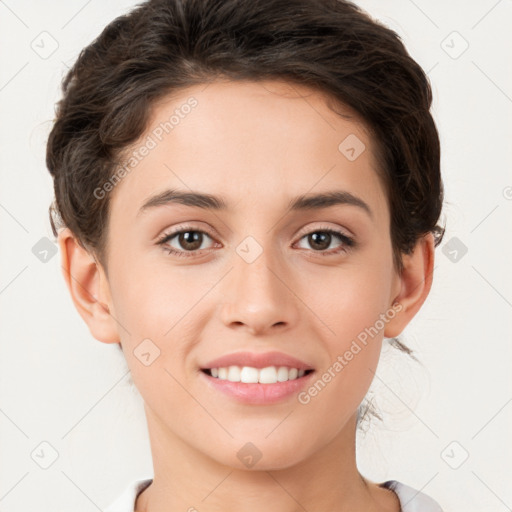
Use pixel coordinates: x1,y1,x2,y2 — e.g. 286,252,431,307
220,242,300,336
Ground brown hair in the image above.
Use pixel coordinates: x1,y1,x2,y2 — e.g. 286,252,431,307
46,0,445,421
47,0,444,272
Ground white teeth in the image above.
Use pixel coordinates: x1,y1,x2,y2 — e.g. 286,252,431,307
259,366,277,384
276,366,289,382
207,365,309,384
227,366,241,382
240,366,259,383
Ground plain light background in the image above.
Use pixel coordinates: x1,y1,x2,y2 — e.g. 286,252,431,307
0,1,511,510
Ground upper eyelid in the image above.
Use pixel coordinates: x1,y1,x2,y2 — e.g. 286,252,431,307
295,224,353,239
157,222,217,241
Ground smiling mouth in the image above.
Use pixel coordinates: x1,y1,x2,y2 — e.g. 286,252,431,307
201,366,315,384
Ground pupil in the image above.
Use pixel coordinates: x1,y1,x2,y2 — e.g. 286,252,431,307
310,232,330,250
180,231,202,250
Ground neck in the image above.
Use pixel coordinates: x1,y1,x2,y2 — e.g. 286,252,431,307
135,406,399,512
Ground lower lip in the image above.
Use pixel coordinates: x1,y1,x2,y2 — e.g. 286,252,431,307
199,370,316,405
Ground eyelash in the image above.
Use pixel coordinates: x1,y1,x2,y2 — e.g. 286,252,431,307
156,224,356,258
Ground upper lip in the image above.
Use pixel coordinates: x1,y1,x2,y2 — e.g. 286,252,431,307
201,351,315,370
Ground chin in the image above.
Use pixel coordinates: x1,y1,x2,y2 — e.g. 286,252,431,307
208,437,311,472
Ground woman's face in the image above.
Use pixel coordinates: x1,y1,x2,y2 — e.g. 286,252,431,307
103,80,403,469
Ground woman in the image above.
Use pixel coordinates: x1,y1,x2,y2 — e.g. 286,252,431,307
46,0,445,510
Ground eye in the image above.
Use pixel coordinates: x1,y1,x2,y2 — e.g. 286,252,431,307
294,227,355,256
156,225,218,257
156,224,355,258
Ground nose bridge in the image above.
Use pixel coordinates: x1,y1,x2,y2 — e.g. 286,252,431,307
237,235,280,293
234,234,285,304
220,233,298,333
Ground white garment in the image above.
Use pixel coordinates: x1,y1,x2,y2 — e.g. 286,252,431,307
104,477,444,512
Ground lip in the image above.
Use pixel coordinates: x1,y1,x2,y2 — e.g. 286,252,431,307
199,368,316,405
200,350,315,371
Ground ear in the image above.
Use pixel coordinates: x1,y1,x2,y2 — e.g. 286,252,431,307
384,232,435,338
58,228,120,344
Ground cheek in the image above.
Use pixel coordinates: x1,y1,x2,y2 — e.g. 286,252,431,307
109,262,196,410
307,260,393,341
303,258,393,398
107,257,209,380
298,282,387,429
108,254,190,335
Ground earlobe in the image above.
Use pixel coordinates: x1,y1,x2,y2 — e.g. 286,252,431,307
58,228,120,344
384,233,435,338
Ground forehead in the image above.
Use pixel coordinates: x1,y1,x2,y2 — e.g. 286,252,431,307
109,79,388,222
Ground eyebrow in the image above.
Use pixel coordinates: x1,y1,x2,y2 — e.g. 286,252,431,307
138,188,373,219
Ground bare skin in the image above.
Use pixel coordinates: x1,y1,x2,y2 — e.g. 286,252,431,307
59,79,434,512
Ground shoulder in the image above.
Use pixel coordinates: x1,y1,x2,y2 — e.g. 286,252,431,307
104,477,445,512
380,480,444,512
104,477,153,512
